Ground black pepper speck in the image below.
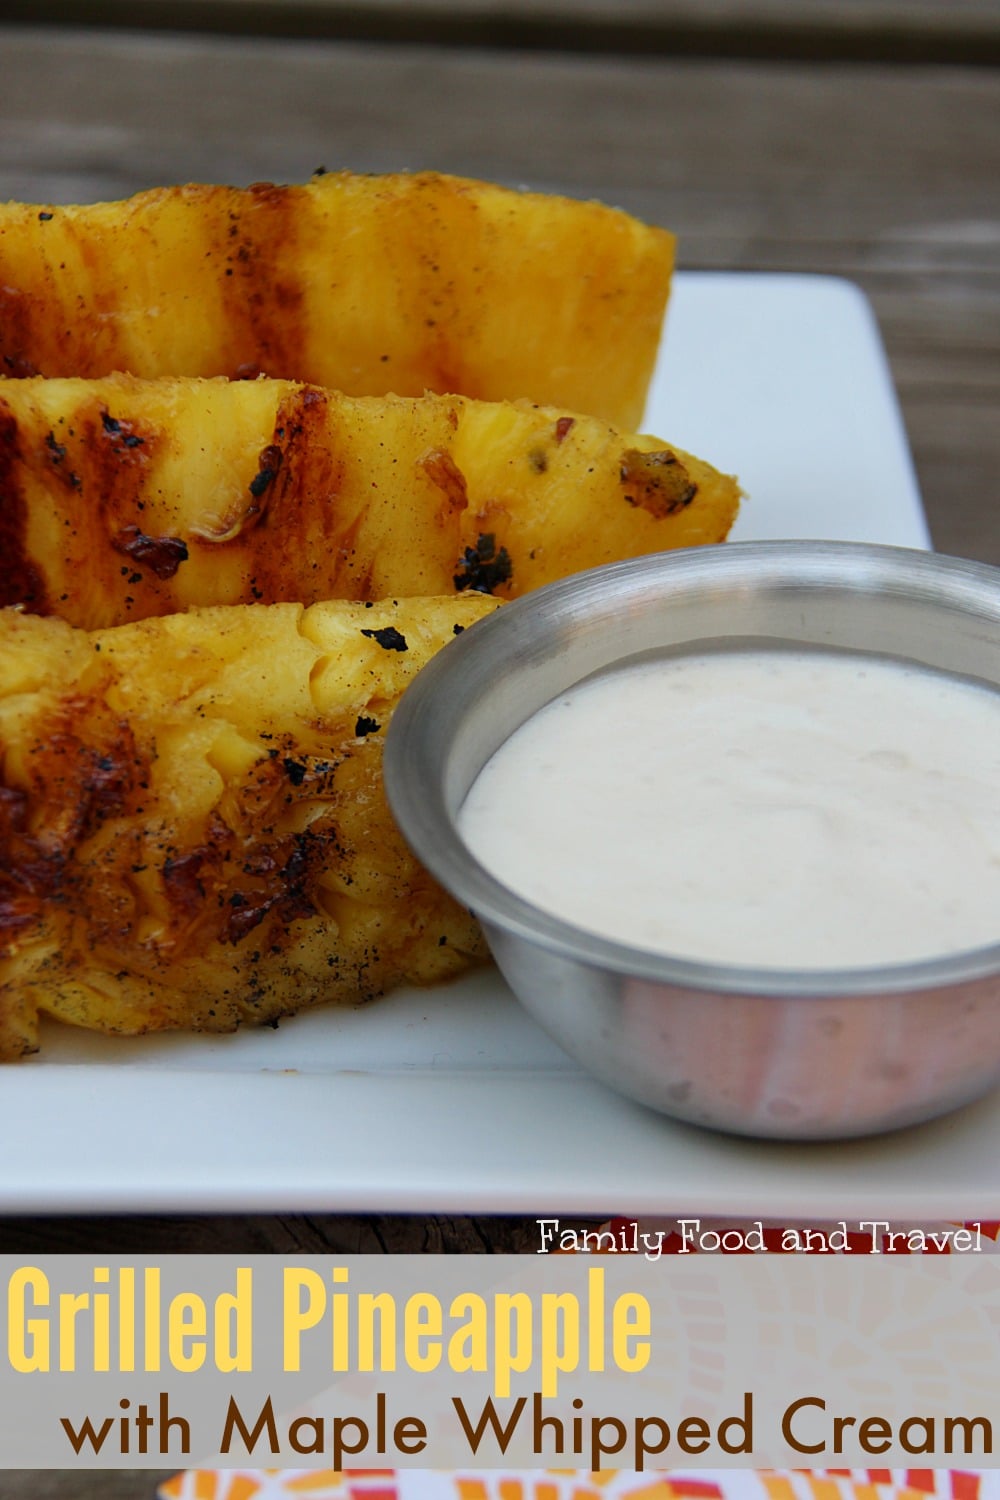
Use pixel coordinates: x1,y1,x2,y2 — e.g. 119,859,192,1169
361,626,408,652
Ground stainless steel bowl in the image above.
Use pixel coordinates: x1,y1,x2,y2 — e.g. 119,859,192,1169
384,541,1000,1140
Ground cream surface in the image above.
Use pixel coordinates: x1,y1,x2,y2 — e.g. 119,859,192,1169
458,648,1000,969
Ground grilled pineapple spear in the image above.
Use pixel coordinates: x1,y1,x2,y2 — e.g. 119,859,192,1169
0,594,498,1062
0,374,740,629
0,171,673,430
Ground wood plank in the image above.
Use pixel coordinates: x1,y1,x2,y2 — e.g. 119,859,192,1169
15,0,1000,18
3,0,1000,64
0,1473,172,1499
0,1211,553,1253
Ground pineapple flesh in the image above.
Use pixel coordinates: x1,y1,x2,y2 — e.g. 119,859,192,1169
0,374,740,630
0,172,674,431
0,594,499,1061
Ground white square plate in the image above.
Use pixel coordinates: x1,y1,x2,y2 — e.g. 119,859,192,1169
13,272,995,1224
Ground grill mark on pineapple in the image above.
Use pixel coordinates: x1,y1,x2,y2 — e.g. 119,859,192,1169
62,401,170,605
71,219,132,377
159,814,333,949
35,696,138,844
249,443,283,504
151,746,352,951
224,829,323,944
27,401,144,623
0,694,136,945
0,783,64,943
44,429,82,492
196,385,360,604
0,399,51,612
0,284,41,377
218,183,308,381
161,849,209,918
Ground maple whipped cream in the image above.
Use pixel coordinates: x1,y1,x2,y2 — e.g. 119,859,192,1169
458,647,1000,969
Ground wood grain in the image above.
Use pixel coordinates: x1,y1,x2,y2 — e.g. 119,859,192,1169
3,0,1000,64
0,1473,172,1499
0,1213,553,1252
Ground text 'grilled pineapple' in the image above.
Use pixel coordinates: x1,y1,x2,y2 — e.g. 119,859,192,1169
0,374,740,629
0,171,674,430
0,594,499,1061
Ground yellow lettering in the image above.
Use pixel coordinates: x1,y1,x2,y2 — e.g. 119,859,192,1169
494,1293,532,1398
612,1292,650,1373
283,1268,326,1372
404,1293,442,1373
92,1267,110,1373
587,1266,605,1372
58,1291,88,1372
332,1266,349,1372
144,1267,161,1371
7,1266,50,1373
168,1292,207,1372
215,1267,254,1373
539,1292,579,1397
448,1293,487,1374
357,1293,396,1372
119,1268,135,1372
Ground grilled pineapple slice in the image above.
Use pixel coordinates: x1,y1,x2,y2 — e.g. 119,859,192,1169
0,374,740,629
0,171,673,430
0,594,498,1061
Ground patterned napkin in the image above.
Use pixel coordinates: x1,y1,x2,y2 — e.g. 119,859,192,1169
157,1469,1000,1500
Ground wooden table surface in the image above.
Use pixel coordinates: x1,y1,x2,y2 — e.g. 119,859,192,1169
0,0,998,1272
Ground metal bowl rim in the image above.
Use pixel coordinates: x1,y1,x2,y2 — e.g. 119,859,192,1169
385,540,1000,1000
